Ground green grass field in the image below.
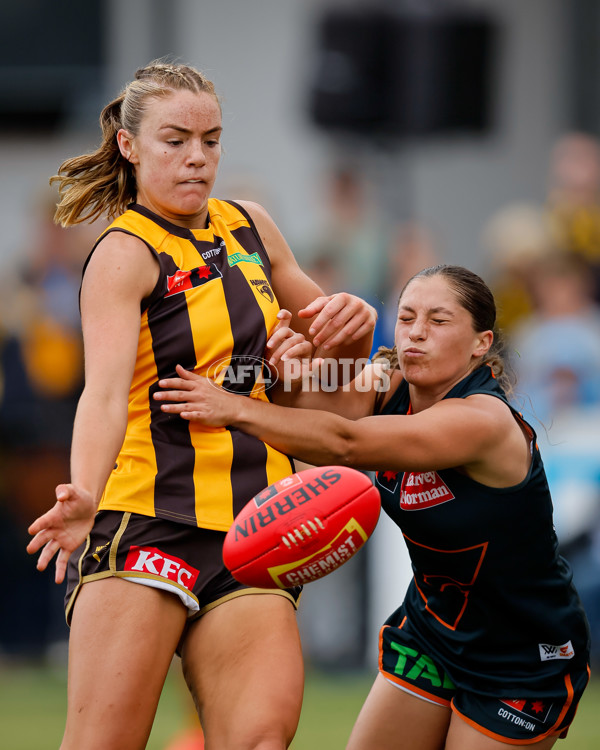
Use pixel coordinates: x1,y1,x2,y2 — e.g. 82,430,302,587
0,663,598,749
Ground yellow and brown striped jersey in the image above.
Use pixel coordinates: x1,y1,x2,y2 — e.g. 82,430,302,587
86,200,294,531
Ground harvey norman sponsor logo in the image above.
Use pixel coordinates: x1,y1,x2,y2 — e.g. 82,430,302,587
400,471,454,510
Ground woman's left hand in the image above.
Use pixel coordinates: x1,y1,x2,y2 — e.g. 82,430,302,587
299,293,377,351
154,365,239,426
266,309,313,366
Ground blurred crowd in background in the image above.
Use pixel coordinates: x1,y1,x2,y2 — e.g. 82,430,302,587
0,3,599,701
1,128,599,673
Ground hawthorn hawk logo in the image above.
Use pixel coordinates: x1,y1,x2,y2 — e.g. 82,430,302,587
250,278,274,303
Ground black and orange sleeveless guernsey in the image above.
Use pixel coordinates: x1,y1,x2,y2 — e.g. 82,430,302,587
86,200,294,531
374,365,590,697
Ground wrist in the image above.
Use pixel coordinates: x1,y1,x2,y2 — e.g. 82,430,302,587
233,392,264,431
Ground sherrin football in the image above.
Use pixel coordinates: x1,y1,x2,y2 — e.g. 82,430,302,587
223,465,381,589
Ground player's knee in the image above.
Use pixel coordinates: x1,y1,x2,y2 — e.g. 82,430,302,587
205,722,296,750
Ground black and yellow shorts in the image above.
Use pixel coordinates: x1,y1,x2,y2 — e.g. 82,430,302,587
65,510,302,625
379,614,590,744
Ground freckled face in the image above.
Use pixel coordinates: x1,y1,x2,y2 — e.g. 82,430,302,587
125,89,222,228
394,275,491,393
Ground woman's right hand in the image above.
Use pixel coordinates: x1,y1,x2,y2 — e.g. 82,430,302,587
26,484,96,584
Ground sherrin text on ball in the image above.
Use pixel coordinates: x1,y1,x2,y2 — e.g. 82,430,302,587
223,465,381,588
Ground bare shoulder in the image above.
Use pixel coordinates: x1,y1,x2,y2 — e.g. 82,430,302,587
437,393,531,486
430,393,516,437
460,392,517,426
88,229,157,265
235,200,289,253
235,199,273,228
82,231,159,300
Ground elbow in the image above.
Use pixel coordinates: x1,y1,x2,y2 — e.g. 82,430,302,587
327,426,362,469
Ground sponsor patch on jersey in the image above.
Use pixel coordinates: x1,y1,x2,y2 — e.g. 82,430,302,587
124,545,200,590
165,264,222,297
200,240,224,260
375,470,399,494
228,251,263,267
500,699,553,724
400,472,454,510
538,641,575,661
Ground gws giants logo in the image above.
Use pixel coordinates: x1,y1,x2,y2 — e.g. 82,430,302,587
400,472,454,510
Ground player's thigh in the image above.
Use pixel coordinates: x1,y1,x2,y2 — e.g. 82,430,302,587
181,592,304,749
445,713,558,750
346,673,451,750
63,577,187,750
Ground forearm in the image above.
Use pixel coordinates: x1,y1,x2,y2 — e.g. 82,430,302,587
314,321,375,387
69,388,129,505
317,329,373,366
233,395,359,467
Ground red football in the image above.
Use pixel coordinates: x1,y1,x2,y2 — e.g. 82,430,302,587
223,465,381,589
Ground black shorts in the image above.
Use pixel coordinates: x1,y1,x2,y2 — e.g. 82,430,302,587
379,615,590,744
65,510,302,626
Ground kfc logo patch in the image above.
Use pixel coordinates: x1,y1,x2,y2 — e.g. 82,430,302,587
125,546,199,589
400,472,454,510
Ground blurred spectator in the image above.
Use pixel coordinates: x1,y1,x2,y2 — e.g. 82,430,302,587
509,251,600,425
377,220,441,350
482,202,556,337
0,189,104,660
545,131,600,301
308,163,391,304
301,253,342,297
